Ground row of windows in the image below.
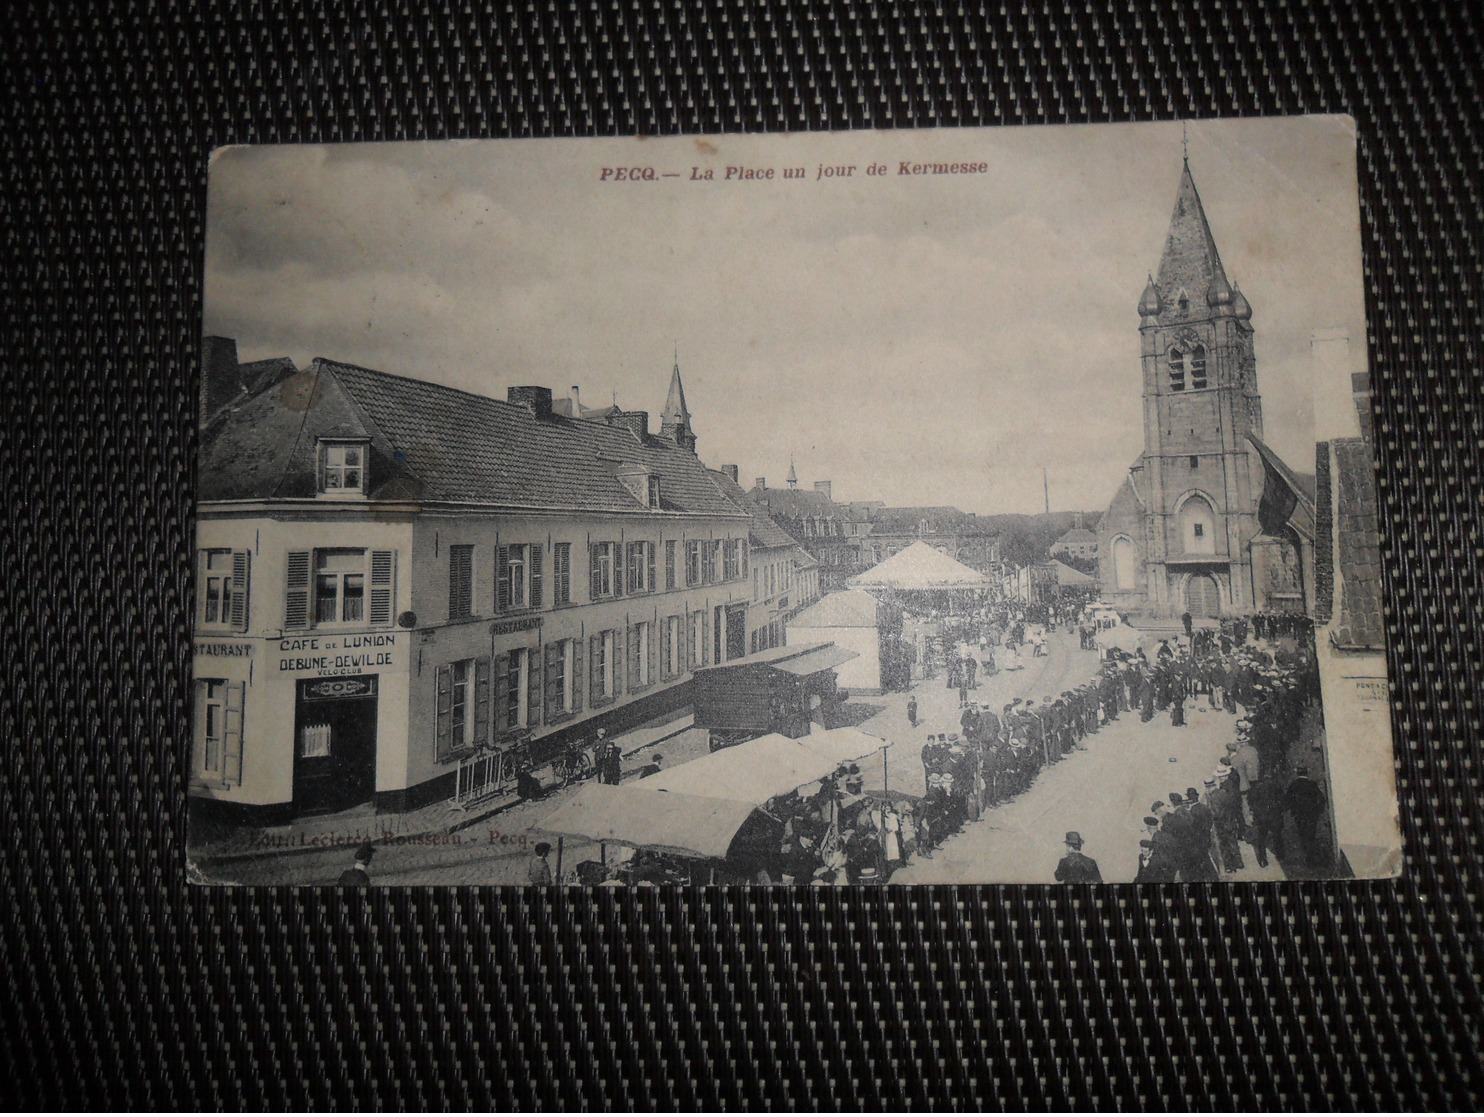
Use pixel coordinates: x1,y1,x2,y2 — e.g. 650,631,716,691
752,559,799,602
433,611,716,760
197,537,746,633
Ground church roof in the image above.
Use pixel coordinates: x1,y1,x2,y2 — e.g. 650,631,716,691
1154,162,1234,319
661,361,691,427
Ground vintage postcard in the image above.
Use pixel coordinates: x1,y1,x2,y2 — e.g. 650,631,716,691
188,118,1400,885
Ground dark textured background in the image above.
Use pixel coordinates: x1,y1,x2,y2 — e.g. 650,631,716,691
3,1,1481,1109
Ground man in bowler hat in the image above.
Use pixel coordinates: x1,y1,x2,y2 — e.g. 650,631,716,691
338,843,375,886
1054,832,1103,883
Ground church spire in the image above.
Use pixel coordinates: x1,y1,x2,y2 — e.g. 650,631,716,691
786,456,798,489
1154,160,1233,320
660,352,696,453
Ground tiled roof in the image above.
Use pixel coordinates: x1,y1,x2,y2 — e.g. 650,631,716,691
708,469,807,550
198,358,747,518
1331,438,1385,650
866,505,985,534
1154,162,1231,322
752,486,866,522
1054,527,1098,545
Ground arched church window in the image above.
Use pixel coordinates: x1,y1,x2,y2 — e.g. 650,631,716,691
1112,536,1136,591
1179,496,1217,555
1190,345,1208,389
1168,348,1186,391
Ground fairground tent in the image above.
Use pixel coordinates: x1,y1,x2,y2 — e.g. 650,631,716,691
537,783,758,861
637,730,885,805
1051,559,1097,587
848,540,991,590
1097,622,1152,655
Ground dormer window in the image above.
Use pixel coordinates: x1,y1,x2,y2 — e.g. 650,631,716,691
648,476,661,508
320,440,369,496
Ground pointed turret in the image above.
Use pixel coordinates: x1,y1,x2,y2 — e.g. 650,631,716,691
1154,161,1233,320
1138,273,1162,319
786,456,798,489
1231,281,1252,321
660,357,697,452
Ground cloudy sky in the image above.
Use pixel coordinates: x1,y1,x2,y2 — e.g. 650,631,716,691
204,116,1367,514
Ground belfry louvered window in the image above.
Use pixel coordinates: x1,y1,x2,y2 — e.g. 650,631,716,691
1169,348,1186,391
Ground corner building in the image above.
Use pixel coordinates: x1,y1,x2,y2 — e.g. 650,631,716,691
191,354,752,822
1097,159,1309,618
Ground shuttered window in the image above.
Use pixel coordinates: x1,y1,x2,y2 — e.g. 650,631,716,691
200,550,251,632
664,541,677,590
553,543,571,605
195,679,245,787
590,543,615,599
437,657,488,760
287,549,396,630
543,639,580,721
449,545,474,619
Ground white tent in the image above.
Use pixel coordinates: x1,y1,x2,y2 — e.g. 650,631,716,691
636,731,882,805
848,541,991,590
537,783,759,861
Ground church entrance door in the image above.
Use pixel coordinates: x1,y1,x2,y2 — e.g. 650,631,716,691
1186,573,1221,618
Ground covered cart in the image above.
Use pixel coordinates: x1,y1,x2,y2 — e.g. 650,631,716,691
689,642,859,751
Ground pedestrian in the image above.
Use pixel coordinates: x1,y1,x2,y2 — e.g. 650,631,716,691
1170,688,1186,727
1054,831,1103,883
1285,767,1329,869
637,753,664,780
337,842,375,886
1182,610,1193,640
528,841,555,885
1246,780,1287,869
1180,786,1219,881
1208,771,1245,873
598,729,622,785
906,694,918,727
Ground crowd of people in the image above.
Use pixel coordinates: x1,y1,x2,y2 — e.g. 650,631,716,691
1130,620,1331,880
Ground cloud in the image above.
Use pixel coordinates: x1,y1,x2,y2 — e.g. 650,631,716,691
203,120,1367,514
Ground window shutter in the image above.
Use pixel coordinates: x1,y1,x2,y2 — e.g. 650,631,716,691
435,665,452,758
529,544,543,609
284,550,311,629
590,543,601,600
628,625,640,691
543,643,561,722
648,620,658,686
473,656,491,748
526,647,542,728
369,550,395,627
741,540,748,577
646,543,656,594
223,682,246,787
703,609,711,666
496,545,511,612
571,641,584,713
493,653,510,733
589,635,600,702
315,444,326,493
229,550,251,632
613,543,625,597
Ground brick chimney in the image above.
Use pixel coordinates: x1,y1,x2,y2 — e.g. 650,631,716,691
507,385,554,420
813,480,832,500
754,477,767,490
200,335,241,424
721,464,739,483
607,409,649,440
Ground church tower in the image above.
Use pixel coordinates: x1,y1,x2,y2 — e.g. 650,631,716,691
1112,157,1266,616
660,356,697,453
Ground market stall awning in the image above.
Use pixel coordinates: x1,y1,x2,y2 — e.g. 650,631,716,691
848,540,991,590
535,783,759,861
798,727,891,766
771,644,859,676
638,732,852,805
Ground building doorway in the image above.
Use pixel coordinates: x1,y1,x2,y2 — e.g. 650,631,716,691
293,675,379,814
1186,573,1221,618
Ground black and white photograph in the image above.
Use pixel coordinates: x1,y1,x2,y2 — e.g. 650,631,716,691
187,117,1399,886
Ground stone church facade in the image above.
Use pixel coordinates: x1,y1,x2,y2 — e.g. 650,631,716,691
1097,159,1312,619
